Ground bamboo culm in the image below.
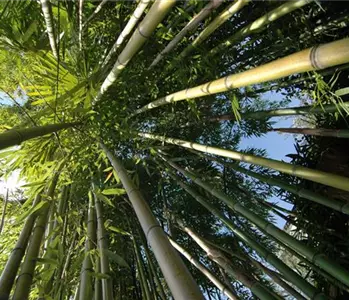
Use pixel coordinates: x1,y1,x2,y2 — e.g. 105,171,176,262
0,189,9,234
165,169,323,299
131,38,349,117
100,142,203,299
271,128,349,138
40,0,58,58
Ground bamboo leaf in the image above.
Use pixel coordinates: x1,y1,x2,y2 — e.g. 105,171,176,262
95,192,115,207
103,249,130,269
15,201,47,224
101,188,126,196
108,226,131,236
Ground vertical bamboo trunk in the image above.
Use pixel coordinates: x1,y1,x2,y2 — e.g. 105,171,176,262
175,218,278,300
169,238,239,300
100,142,203,299
271,127,349,138
78,0,84,50
12,171,60,300
165,170,322,299
94,192,113,300
0,122,76,150
40,0,58,58
164,158,349,289
149,0,223,68
95,0,176,102
103,0,151,68
94,257,102,300
131,38,349,117
0,188,9,234
0,195,41,300
209,0,311,56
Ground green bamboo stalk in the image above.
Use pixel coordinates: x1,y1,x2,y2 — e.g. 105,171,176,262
169,238,238,300
209,0,312,57
272,127,349,138
165,170,322,299
94,191,113,300
175,217,278,300
40,0,58,58
164,158,349,289
149,0,223,68
83,0,108,28
139,131,349,192
0,189,9,234
177,0,250,59
12,171,60,300
209,102,349,122
0,122,76,151
100,142,203,299
94,256,102,300
0,194,41,300
131,38,349,117
95,0,176,102
102,0,151,67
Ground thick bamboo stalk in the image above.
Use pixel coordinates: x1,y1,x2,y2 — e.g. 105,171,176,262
100,142,203,299
0,195,41,300
40,0,58,58
0,189,9,234
149,0,223,68
209,102,349,122
78,0,84,50
272,127,349,138
94,257,102,300
165,159,349,289
12,172,60,300
209,0,312,56
178,0,250,59
175,218,278,300
95,0,176,102
0,122,76,150
139,131,349,192
103,0,151,68
131,38,349,117
165,170,322,299
169,238,238,300
94,192,113,300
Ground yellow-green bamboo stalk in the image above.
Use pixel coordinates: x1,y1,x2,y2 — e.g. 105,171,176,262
175,218,278,300
100,142,203,299
0,123,76,151
131,38,349,117
95,0,176,103
169,238,238,300
209,0,312,56
40,0,58,58
149,0,223,68
164,158,349,289
178,0,250,59
0,195,41,300
102,0,151,68
139,131,349,192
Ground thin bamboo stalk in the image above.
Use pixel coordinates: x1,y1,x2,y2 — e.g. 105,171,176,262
175,218,278,300
139,131,349,192
78,0,84,50
40,0,58,58
12,172,60,300
164,158,349,289
0,122,76,150
94,191,113,300
83,0,108,28
131,38,349,117
165,170,322,299
209,102,349,122
100,142,203,299
149,0,223,68
95,0,176,102
169,238,238,300
0,195,41,300
209,0,312,56
102,0,151,68
271,127,349,138
0,188,9,234
178,0,250,59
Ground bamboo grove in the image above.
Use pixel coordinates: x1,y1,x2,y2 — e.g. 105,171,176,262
0,0,348,299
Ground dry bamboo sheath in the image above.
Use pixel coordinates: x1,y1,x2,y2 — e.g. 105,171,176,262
131,38,349,117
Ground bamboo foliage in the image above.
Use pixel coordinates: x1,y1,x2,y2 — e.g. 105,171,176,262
40,0,58,58
131,38,349,117
100,142,204,300
102,0,151,68
149,0,223,68
95,0,176,102
169,238,239,300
